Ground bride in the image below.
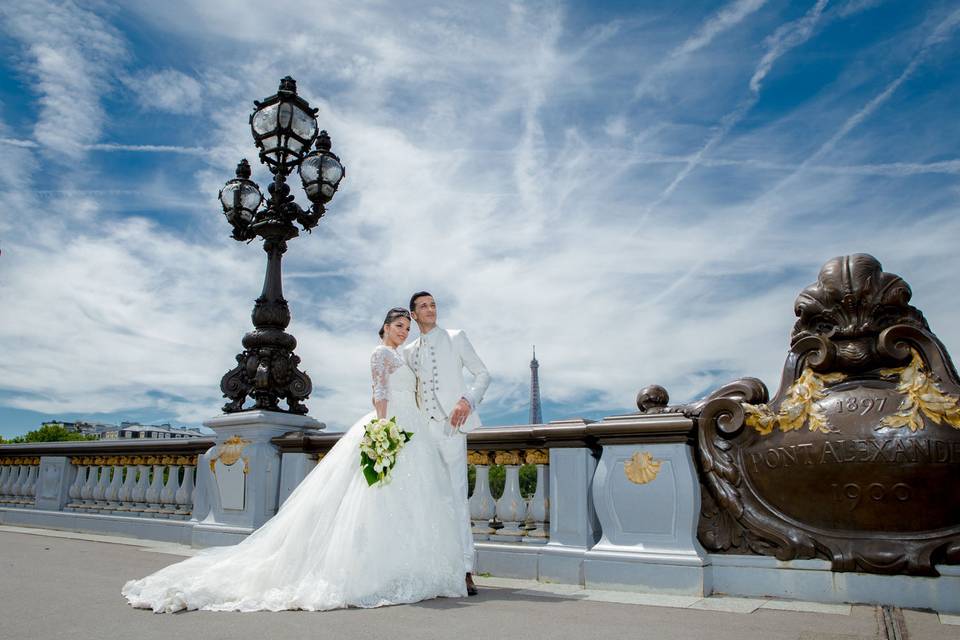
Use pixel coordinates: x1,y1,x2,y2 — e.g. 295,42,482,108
122,307,467,612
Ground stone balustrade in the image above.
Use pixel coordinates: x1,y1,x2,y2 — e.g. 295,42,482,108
65,455,198,519
0,438,213,544
2,406,957,614
466,448,550,543
0,457,40,507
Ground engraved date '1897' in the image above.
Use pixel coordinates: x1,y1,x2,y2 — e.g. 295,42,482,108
831,396,901,416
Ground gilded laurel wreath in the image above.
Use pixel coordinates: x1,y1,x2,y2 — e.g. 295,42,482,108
742,349,960,436
359,417,413,487
743,368,846,436
878,350,960,432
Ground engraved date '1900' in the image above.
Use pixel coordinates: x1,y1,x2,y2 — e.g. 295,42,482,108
831,481,911,510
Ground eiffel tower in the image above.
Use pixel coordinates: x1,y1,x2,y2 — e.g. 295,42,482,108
529,346,542,424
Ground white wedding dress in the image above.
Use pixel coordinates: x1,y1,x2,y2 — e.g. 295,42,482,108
122,345,467,612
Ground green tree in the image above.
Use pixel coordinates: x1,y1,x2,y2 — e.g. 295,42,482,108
468,464,539,499
8,423,98,443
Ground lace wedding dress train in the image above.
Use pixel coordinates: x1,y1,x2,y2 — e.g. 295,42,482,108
122,345,467,612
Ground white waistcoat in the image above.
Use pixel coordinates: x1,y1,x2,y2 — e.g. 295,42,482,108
403,327,490,433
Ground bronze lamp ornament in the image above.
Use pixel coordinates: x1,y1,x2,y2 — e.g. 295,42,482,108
219,77,346,415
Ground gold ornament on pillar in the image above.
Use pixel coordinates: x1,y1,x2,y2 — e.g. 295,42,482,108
624,451,662,485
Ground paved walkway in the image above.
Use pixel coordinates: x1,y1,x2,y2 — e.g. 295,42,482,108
0,526,956,640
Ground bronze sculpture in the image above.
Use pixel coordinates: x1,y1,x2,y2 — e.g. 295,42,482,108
690,254,960,576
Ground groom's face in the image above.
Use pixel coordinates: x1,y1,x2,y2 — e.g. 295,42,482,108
411,295,437,327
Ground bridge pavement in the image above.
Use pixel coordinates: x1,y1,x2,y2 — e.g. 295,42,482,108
0,527,956,640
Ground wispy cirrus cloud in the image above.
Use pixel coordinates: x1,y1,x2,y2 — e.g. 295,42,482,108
0,138,207,154
0,0,126,158
806,6,960,165
636,0,830,221
1,1,958,437
634,0,769,99
125,69,204,115
644,5,960,311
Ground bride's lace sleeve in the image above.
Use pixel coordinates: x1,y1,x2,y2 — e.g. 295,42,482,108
370,346,400,401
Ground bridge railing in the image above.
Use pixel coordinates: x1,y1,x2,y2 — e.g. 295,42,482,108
0,439,214,542
0,411,706,592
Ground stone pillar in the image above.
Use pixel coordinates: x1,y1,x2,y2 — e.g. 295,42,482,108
35,456,73,511
191,410,322,547
583,414,710,595
277,452,317,507
538,447,600,584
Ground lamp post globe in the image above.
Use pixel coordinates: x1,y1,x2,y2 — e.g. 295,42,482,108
218,159,262,239
249,76,319,176
219,77,345,415
300,130,345,205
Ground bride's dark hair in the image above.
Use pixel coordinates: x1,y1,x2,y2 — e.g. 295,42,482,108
379,307,411,338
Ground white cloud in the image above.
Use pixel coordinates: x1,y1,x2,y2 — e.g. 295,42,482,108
126,69,204,115
634,0,769,100
0,0,126,158
633,0,830,225
1,1,958,435
806,6,960,165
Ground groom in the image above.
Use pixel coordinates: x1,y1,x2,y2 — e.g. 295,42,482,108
405,291,490,596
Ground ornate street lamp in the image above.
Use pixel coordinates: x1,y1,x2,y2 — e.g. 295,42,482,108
219,76,345,415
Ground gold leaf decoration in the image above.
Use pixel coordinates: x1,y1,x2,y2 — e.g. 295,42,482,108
209,435,252,475
467,450,490,466
525,449,549,465
879,350,960,432
494,450,522,466
624,451,662,485
743,369,846,436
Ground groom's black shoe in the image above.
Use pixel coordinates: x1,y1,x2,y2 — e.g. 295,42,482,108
465,572,478,596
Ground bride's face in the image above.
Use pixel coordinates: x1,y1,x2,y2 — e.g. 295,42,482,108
383,317,411,346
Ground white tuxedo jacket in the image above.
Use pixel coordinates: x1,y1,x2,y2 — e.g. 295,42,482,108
403,328,490,433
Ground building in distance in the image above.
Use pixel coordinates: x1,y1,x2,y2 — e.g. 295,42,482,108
42,420,204,440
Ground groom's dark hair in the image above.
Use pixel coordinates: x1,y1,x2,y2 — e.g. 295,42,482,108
409,291,433,311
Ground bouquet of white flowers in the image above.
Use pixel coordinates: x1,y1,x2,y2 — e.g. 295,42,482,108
359,416,414,487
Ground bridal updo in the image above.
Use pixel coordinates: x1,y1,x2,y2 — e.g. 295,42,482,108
379,307,411,338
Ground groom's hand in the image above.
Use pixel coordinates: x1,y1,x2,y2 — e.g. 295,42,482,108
450,398,471,429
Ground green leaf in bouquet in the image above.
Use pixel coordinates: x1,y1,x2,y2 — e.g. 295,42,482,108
362,464,380,487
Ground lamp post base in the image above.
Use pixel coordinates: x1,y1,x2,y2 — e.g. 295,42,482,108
220,346,313,415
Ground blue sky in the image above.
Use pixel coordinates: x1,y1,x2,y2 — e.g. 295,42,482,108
0,1,959,437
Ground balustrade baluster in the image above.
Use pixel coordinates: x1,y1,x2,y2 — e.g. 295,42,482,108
105,457,124,512
92,458,111,512
22,460,38,505
174,456,195,519
524,450,550,542
80,457,97,510
10,464,27,505
67,460,87,511
493,450,527,541
159,456,180,517
0,461,11,502
130,458,150,514
116,457,137,512
144,458,165,515
468,451,495,540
